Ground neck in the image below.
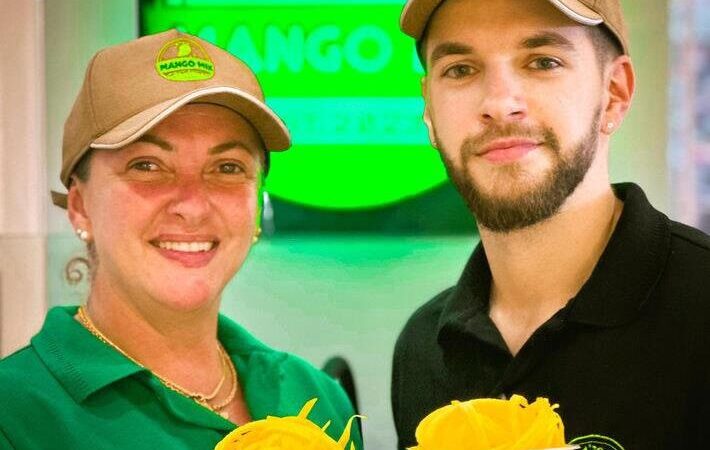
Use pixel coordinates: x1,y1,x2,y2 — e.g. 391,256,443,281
480,163,623,353
80,283,223,394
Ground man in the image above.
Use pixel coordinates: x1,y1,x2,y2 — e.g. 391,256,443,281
391,1,710,449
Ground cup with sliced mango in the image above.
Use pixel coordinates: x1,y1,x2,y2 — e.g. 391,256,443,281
409,394,579,450
214,398,361,450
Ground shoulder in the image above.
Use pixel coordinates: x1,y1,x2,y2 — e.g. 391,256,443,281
668,220,710,258
394,286,455,356
279,351,341,388
278,351,355,415
660,219,710,292
0,345,57,430
265,351,360,446
0,345,45,386
219,315,355,414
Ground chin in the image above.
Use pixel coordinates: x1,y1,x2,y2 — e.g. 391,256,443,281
151,278,221,312
477,171,546,198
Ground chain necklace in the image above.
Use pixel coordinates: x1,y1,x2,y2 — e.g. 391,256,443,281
76,305,238,417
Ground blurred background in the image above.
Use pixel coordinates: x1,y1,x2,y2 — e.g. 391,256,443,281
1,0,708,448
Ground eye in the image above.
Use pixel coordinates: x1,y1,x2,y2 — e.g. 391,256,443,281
442,64,476,79
129,160,160,172
528,57,562,71
217,162,244,175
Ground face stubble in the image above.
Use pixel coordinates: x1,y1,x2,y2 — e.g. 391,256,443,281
438,109,601,233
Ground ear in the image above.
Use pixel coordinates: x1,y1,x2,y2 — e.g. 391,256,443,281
421,76,437,148
67,179,92,237
601,55,635,135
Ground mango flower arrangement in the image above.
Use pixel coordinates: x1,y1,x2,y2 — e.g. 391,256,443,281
215,398,361,450
410,394,576,450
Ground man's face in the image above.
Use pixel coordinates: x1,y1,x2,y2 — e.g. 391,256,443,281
422,0,607,232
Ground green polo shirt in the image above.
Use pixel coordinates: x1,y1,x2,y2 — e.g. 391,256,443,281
0,306,361,450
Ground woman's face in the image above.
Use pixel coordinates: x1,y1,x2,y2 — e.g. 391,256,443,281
68,103,263,313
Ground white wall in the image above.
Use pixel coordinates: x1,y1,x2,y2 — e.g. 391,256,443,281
0,0,47,356
45,0,139,234
0,0,138,355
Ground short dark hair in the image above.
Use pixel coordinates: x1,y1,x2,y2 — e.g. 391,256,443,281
586,25,624,66
71,148,94,183
416,24,623,72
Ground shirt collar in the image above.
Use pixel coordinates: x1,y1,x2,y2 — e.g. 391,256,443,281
32,306,290,430
438,183,671,338
217,314,289,420
565,183,670,326
31,306,145,403
437,244,491,339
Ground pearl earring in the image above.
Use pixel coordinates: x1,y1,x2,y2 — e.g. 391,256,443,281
252,227,262,244
606,122,614,131
76,228,89,241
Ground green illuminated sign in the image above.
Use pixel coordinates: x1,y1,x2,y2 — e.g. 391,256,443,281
142,0,446,210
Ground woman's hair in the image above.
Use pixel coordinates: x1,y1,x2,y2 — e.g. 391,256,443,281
64,149,97,285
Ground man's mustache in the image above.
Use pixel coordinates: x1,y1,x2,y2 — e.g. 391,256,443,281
460,124,558,158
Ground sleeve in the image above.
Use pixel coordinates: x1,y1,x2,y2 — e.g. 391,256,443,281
281,353,364,449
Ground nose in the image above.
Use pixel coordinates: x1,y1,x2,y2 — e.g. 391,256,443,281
478,66,527,124
165,175,211,228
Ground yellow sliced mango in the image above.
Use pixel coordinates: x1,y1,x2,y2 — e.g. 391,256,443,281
215,398,362,450
410,394,567,450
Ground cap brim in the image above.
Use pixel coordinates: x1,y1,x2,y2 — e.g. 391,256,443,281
401,0,603,40
52,86,290,209
51,191,68,209
91,86,291,152
400,0,444,40
547,0,603,25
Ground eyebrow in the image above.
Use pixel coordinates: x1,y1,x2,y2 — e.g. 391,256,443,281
520,31,576,51
208,140,256,155
427,31,577,67
134,135,257,156
429,41,474,66
134,134,172,150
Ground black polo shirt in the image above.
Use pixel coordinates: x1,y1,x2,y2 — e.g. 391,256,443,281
392,183,710,450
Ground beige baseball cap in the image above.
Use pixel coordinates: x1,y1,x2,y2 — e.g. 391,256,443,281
52,29,290,208
400,0,629,55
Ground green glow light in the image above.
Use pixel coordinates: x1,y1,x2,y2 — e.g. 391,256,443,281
142,0,446,209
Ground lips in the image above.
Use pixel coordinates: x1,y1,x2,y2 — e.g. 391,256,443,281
478,138,542,164
150,235,219,268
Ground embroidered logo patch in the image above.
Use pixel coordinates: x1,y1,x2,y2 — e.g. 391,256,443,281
155,37,214,81
569,434,625,450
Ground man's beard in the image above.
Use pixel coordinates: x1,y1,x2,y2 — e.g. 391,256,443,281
438,111,600,233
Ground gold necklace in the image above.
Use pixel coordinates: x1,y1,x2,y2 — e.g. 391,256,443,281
76,306,238,416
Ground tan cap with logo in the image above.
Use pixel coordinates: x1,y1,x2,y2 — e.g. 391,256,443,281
52,29,290,208
400,0,630,55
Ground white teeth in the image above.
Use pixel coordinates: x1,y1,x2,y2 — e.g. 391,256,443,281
157,241,214,252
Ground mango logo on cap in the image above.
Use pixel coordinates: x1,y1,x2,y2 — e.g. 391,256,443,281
155,37,214,81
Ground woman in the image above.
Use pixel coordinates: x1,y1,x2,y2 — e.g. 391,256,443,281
0,30,360,449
